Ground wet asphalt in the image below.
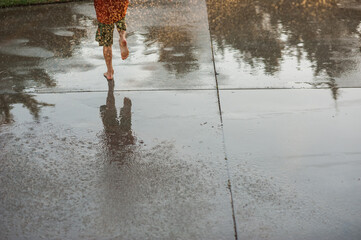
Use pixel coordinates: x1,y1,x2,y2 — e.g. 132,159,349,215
1,0,361,239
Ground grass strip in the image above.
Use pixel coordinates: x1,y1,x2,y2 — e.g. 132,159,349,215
0,0,82,7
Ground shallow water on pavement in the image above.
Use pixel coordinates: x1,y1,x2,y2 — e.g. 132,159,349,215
1,0,360,94
206,0,361,90
0,0,214,93
221,88,361,240
0,88,234,239
1,0,361,239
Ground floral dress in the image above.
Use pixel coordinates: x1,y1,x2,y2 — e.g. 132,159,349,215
94,0,129,46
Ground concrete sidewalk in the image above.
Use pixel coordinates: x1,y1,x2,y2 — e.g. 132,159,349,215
1,0,361,239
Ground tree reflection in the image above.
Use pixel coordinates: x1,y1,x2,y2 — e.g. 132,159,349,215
0,94,54,125
143,26,199,75
0,3,91,92
100,80,135,163
206,0,361,93
207,0,283,74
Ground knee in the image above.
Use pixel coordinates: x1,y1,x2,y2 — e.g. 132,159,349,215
103,46,112,55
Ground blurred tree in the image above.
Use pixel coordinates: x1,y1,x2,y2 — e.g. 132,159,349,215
206,0,361,87
142,26,199,75
0,93,54,125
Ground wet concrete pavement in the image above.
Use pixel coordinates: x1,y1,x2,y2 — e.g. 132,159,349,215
1,0,361,239
221,88,361,239
0,0,214,92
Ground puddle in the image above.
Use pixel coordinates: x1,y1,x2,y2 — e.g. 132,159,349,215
52,29,75,37
206,0,361,89
0,46,55,58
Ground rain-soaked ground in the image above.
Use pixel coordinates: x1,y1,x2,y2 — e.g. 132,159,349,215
1,0,361,239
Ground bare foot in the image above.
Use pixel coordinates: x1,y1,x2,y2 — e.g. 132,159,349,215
103,70,114,80
120,39,129,60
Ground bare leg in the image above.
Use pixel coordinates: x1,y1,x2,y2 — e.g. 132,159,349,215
118,30,129,60
103,45,114,80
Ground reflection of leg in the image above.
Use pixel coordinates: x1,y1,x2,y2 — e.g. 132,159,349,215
106,79,115,106
103,46,114,80
100,80,117,129
120,97,132,132
120,97,134,145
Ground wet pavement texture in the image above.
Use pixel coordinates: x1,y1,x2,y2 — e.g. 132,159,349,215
0,89,234,239
0,0,214,92
1,0,361,239
221,88,361,239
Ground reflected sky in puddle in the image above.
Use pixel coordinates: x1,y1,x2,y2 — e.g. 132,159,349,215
206,0,361,90
1,44,55,58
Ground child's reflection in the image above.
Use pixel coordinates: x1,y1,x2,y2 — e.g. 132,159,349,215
100,80,135,161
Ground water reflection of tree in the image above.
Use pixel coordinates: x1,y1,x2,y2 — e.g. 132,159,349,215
100,80,136,163
143,26,199,75
207,0,283,74
0,3,90,92
0,94,54,125
206,0,361,83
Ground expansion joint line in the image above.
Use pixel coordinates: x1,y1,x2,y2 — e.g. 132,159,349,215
204,1,238,239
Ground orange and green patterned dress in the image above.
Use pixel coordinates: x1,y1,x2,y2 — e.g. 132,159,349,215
94,0,129,46
94,0,129,24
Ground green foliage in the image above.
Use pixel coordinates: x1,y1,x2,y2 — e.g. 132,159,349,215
0,0,72,7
